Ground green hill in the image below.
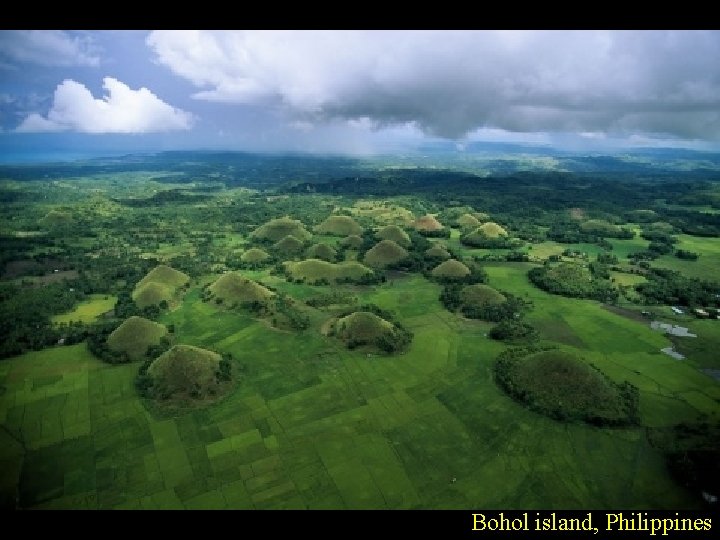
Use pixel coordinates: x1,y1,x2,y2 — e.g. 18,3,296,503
363,239,409,268
341,235,364,249
240,247,271,264
477,222,508,238
132,282,174,309
209,272,274,305
251,216,312,242
376,225,411,247
107,316,168,361
414,214,444,232
431,259,470,278
306,243,337,262
145,344,225,402
40,209,74,227
272,235,305,256
315,215,363,236
285,259,373,284
456,213,481,230
495,349,638,426
462,284,506,309
425,244,451,259
580,219,622,236
136,265,190,290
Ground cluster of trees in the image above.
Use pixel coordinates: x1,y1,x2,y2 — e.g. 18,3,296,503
636,268,720,307
528,265,619,303
305,290,358,307
439,284,532,323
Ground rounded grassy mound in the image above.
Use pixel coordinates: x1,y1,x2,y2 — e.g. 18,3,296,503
315,215,363,236
462,284,506,308
341,234,364,249
132,282,174,309
107,316,168,361
144,345,228,403
209,272,274,305
472,211,490,222
494,349,639,426
376,225,411,247
363,239,409,268
580,219,622,236
136,264,190,290
477,222,508,238
431,259,470,278
40,209,74,227
250,216,312,242
456,213,481,230
414,214,444,232
425,244,451,259
334,311,395,342
272,235,305,256
286,259,372,284
240,247,270,264
305,243,337,262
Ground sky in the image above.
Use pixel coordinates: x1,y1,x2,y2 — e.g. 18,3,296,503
1,30,719,161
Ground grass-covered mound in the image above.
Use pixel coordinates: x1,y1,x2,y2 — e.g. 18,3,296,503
494,348,639,426
250,216,312,242
272,234,305,256
425,244,451,259
40,209,74,227
431,259,470,279
132,264,190,309
207,272,275,306
463,283,507,308
528,262,618,301
363,239,409,268
376,225,411,247
580,219,623,236
107,316,168,361
456,213,481,230
315,215,363,236
460,222,511,248
413,214,443,232
626,209,658,223
240,247,270,264
305,243,337,262
341,234,364,249
285,259,373,284
136,264,190,291
137,344,232,407
132,282,174,309
328,305,412,353
440,282,530,322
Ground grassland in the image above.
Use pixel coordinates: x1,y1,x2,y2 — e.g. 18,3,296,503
52,295,117,324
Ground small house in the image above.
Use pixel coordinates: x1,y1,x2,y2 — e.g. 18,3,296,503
671,306,684,315
694,308,709,318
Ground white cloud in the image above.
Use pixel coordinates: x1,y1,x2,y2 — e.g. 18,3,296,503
0,31,100,67
147,30,720,140
16,77,194,133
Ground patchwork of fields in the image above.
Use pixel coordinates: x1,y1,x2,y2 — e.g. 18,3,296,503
2,267,717,509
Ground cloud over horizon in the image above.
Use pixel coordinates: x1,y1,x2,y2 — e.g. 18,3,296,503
16,77,194,134
147,30,720,141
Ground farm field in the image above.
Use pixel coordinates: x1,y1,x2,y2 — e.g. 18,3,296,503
1,152,719,510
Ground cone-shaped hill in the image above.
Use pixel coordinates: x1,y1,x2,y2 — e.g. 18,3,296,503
241,247,270,264
285,259,373,284
208,272,274,305
462,284,507,309
306,243,337,262
431,259,470,279
273,235,305,256
251,217,311,242
329,310,411,353
413,214,444,232
315,215,363,236
425,244,451,259
142,345,232,405
341,235,364,249
456,213,481,230
363,239,408,268
107,316,168,361
132,265,189,309
376,225,411,247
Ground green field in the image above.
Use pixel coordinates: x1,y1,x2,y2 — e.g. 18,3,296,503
2,267,718,509
52,295,117,324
